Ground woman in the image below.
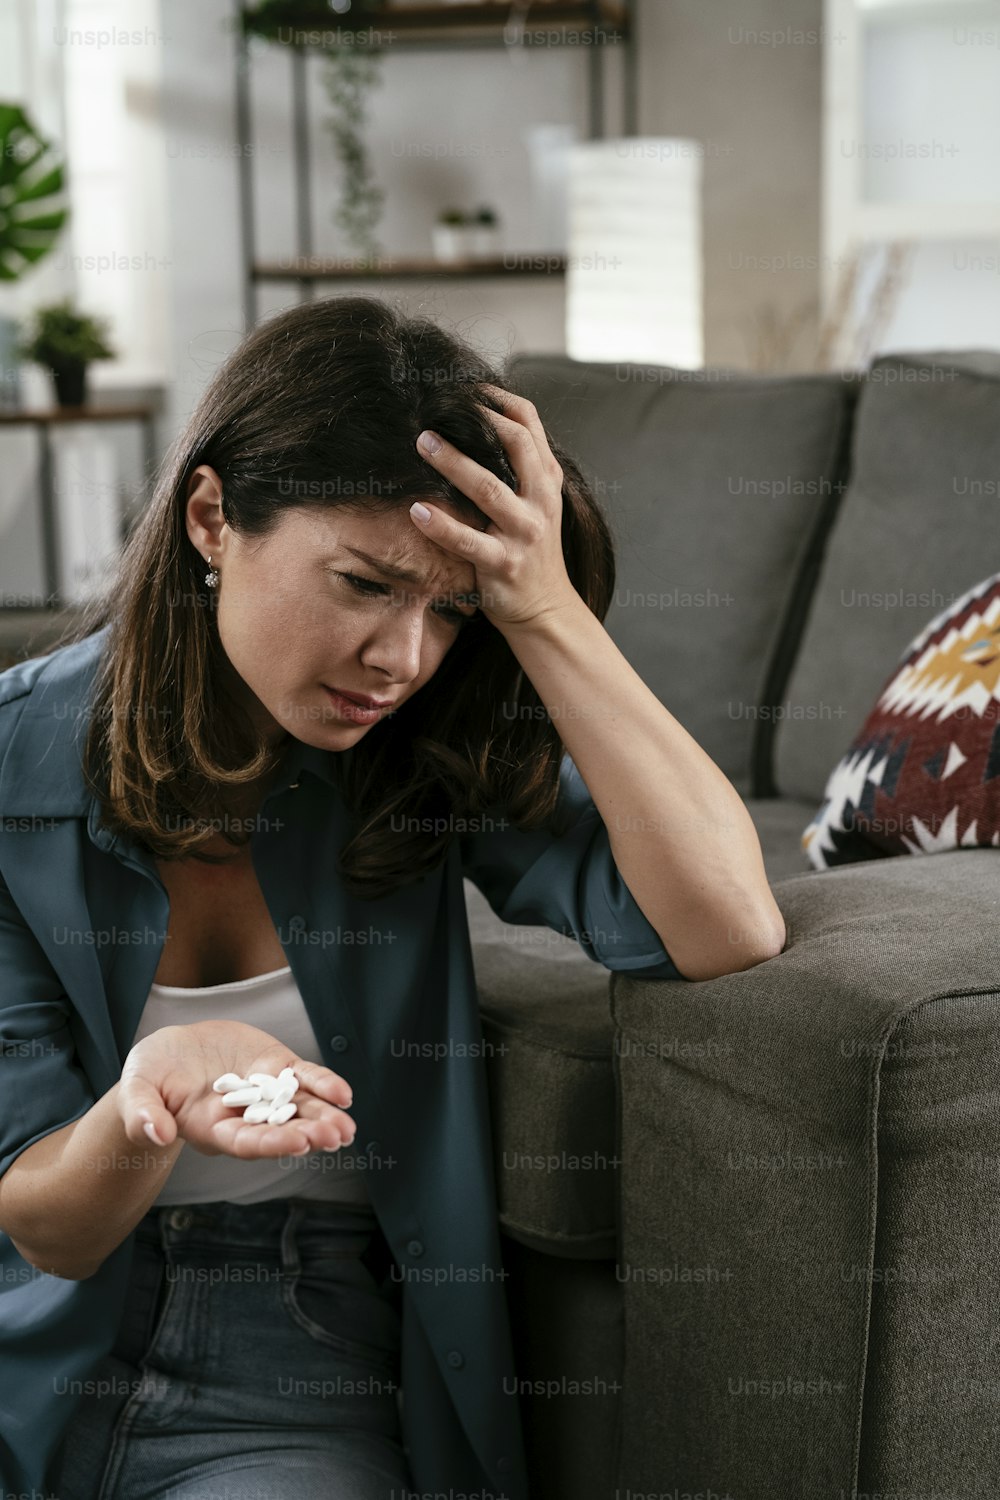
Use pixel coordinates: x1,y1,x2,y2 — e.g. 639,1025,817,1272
0,295,784,1499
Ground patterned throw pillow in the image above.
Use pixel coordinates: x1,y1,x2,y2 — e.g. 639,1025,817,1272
803,570,1000,870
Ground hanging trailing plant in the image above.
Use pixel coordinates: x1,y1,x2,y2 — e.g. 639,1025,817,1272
320,44,385,267
239,1,386,267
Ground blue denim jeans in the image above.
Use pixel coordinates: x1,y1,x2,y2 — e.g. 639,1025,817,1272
50,1196,414,1500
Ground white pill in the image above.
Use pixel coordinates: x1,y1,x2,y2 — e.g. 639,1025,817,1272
269,1083,296,1110
242,1101,274,1124
267,1102,298,1126
221,1086,263,1107
248,1073,280,1101
277,1067,298,1090
213,1073,247,1094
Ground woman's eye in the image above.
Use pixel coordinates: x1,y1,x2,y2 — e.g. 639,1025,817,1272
340,573,473,625
342,572,386,598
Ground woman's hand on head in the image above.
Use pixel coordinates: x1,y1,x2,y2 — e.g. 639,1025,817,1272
410,384,580,633
118,1020,356,1160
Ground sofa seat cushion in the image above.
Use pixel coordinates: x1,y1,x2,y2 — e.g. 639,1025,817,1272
468,875,623,1258
468,794,818,1257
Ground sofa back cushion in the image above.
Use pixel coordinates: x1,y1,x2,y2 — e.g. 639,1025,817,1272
775,351,1000,802
504,354,855,796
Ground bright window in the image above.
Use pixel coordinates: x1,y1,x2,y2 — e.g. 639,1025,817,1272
2,0,170,386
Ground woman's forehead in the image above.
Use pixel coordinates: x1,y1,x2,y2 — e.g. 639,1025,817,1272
284,501,485,593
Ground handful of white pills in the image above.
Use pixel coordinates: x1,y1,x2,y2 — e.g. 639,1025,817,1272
212,1068,300,1126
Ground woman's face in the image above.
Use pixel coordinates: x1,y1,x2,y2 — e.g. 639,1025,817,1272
185,465,486,749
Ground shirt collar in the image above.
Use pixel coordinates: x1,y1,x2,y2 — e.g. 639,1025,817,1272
269,731,341,794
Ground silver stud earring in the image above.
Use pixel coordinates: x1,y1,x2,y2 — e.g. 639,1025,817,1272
204,555,220,589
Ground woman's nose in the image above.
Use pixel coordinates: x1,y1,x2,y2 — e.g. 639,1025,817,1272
360,611,426,682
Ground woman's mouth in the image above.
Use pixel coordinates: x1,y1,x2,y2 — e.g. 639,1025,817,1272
322,686,388,723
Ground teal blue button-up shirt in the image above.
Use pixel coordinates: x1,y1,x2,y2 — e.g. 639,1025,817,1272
0,624,683,1496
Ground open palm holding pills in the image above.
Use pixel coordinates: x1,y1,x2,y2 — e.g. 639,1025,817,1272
212,1067,301,1126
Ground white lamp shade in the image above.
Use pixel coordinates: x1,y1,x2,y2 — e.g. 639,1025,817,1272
565,138,703,368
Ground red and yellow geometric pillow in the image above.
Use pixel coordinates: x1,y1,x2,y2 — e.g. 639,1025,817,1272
803,570,1000,869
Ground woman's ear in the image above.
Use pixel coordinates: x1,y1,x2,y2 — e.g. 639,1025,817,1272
185,465,226,557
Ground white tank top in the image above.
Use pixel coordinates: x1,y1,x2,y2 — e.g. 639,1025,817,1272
129,965,371,1207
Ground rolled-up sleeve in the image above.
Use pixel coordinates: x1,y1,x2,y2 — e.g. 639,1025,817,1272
459,752,688,981
0,873,95,1184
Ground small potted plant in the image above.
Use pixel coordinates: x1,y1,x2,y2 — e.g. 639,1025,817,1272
16,299,115,408
432,208,474,264
469,204,501,260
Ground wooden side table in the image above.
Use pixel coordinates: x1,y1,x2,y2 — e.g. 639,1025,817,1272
0,405,158,607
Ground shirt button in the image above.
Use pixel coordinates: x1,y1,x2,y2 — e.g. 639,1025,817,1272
288,914,306,932
447,1349,464,1369
168,1208,194,1231
407,1239,424,1257
329,1035,349,1053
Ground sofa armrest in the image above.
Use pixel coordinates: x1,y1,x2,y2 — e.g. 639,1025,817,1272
608,849,1000,1500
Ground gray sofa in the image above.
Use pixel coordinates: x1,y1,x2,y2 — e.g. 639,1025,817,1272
3,350,999,1499
469,350,1000,1500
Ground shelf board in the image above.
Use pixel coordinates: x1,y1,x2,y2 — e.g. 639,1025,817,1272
0,404,156,425
253,254,567,279
241,1,629,48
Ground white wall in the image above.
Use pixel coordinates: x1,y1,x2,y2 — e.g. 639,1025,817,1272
637,0,826,369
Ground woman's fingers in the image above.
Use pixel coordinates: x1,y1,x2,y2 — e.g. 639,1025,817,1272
211,1118,308,1159
283,1057,353,1110
118,1071,178,1149
211,1089,356,1159
286,1092,357,1150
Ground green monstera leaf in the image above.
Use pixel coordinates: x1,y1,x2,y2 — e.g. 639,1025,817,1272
0,102,69,282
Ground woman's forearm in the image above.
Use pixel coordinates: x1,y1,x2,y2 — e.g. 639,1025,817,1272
0,1081,184,1280
498,596,786,980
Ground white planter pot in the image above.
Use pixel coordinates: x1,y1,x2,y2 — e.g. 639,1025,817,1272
468,226,501,260
432,224,476,263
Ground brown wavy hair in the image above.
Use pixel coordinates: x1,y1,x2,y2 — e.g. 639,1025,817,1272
39,294,616,900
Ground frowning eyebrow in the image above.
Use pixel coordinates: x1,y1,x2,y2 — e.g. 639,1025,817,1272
340,545,479,604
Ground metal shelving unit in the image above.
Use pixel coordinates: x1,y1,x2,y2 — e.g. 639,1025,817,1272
233,0,636,326
0,405,157,608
